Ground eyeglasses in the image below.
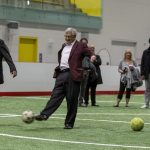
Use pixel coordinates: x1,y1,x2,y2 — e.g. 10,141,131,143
65,35,71,38
64,35,75,38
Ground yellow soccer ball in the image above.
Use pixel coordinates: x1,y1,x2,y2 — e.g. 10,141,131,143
130,117,144,131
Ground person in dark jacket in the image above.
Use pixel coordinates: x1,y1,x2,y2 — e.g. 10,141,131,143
84,45,103,106
140,38,150,108
0,39,17,84
78,38,90,107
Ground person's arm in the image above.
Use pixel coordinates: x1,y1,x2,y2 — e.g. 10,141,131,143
140,51,145,80
0,40,17,77
93,55,102,66
118,61,125,74
133,60,138,67
80,42,91,58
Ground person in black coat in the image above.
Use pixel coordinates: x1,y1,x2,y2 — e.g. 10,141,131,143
84,45,103,106
0,39,17,84
78,38,90,107
140,38,150,108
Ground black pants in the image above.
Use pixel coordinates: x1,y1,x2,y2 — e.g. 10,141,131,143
117,80,131,100
40,71,80,127
78,70,89,104
84,80,97,105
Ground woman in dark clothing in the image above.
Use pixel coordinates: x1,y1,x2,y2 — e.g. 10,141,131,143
84,45,103,106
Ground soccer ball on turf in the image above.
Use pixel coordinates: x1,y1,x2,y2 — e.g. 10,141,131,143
130,117,144,131
22,110,34,124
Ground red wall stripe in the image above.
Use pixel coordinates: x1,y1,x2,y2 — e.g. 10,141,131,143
0,91,144,96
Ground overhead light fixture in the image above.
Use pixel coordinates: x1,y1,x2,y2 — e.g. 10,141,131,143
27,0,30,5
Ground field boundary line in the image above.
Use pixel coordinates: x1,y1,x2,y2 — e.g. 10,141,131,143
2,96,144,104
0,113,150,124
1,112,150,116
50,116,150,125
0,133,150,149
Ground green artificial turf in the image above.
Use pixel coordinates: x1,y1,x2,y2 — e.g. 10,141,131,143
0,95,150,150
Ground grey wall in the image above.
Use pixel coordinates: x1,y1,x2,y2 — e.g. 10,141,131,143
1,62,144,92
89,0,150,65
0,0,150,65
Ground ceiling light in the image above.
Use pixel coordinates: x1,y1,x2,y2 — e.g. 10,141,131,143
27,0,30,5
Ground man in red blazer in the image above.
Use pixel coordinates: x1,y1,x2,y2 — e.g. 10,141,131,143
35,27,92,129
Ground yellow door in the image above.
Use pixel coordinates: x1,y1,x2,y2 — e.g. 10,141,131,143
18,37,38,62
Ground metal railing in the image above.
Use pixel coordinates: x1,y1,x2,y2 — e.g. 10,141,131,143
0,0,83,14
0,0,65,10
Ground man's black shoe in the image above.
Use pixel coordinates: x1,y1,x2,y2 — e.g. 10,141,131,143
64,124,73,129
34,114,47,121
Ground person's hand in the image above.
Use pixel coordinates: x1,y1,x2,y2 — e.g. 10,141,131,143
11,70,17,78
90,55,96,62
140,75,145,80
123,67,128,73
129,65,134,71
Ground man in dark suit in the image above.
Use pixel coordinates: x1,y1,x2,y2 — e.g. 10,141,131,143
140,38,150,108
35,27,92,129
0,39,17,84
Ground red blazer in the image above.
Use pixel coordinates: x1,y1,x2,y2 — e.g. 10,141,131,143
58,40,91,81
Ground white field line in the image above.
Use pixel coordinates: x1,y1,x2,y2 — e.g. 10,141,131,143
21,97,48,99
1,96,48,100
2,96,144,104
1,114,150,125
97,101,143,104
78,113,150,116
4,94,144,98
0,114,21,116
0,133,150,149
0,114,21,118
50,116,150,125
1,112,150,116
0,116,20,118
49,116,130,124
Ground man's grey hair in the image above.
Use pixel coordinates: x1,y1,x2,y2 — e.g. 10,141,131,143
65,27,77,37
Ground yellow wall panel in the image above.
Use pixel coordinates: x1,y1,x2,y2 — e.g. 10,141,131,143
70,0,102,17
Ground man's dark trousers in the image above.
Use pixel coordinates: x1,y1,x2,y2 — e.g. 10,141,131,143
40,71,80,127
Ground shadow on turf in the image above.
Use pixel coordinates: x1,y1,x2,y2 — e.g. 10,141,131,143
22,126,68,132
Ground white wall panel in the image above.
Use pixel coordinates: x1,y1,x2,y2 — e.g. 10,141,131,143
0,62,144,92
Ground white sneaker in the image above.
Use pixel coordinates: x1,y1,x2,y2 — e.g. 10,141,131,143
140,105,149,108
